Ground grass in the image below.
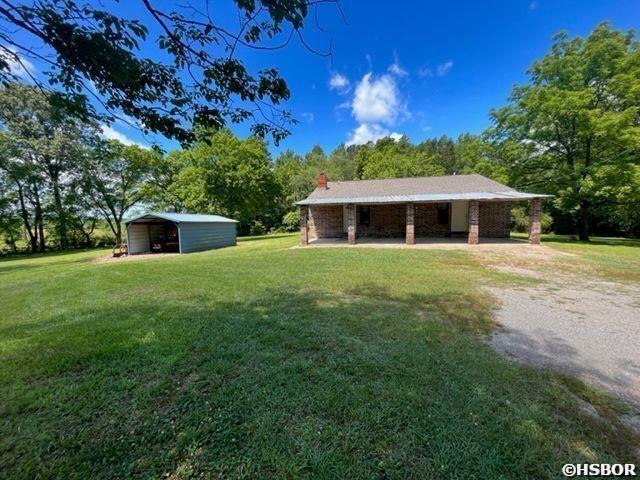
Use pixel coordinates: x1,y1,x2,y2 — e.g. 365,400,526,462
512,232,640,282
0,234,638,479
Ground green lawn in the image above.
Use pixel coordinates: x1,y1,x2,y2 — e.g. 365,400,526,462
0,234,638,479
512,233,640,282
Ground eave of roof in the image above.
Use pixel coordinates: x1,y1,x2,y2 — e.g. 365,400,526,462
125,212,238,224
296,191,552,206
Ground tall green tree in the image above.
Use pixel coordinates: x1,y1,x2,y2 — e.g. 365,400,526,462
454,134,511,184
148,130,281,234
273,149,304,212
80,141,159,244
0,130,48,252
490,23,640,240
356,136,446,179
0,176,22,253
0,84,100,249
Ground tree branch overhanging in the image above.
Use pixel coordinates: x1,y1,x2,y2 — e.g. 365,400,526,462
0,0,343,145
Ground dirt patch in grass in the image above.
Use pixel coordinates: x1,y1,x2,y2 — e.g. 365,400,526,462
93,253,180,264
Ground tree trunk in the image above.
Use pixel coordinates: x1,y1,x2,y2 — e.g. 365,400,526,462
6,232,17,253
115,222,122,245
578,138,592,242
37,222,46,252
51,182,67,250
46,160,68,250
32,183,46,252
578,201,590,241
15,182,37,253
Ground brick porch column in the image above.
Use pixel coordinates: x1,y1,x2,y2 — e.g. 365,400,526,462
347,203,356,245
529,198,541,245
406,203,415,245
468,200,479,245
300,205,309,247
299,205,308,246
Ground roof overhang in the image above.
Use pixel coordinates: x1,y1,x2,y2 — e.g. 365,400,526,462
296,191,553,206
124,214,174,225
124,212,238,225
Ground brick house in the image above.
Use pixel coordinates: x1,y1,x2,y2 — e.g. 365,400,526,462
297,173,550,245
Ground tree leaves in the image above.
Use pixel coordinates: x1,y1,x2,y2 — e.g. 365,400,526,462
489,23,640,238
0,0,336,145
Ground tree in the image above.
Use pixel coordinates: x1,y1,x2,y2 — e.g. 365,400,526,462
147,130,281,234
326,144,358,181
490,23,640,240
0,177,22,253
80,141,159,245
0,83,100,249
202,131,281,232
454,134,511,184
273,149,304,216
0,0,340,144
0,130,48,252
355,136,445,179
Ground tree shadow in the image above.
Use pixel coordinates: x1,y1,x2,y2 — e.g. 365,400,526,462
545,237,640,248
2,286,638,478
490,326,640,410
0,249,108,275
237,233,296,242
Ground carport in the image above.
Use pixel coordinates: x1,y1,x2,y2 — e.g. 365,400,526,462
125,212,238,254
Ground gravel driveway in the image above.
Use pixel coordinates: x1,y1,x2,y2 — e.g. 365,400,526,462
482,253,640,410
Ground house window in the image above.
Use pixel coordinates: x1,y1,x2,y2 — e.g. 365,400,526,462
437,203,450,225
359,205,371,226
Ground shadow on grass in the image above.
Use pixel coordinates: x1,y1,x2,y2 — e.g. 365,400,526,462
491,326,640,410
545,237,640,248
0,249,108,275
1,285,638,479
237,233,296,242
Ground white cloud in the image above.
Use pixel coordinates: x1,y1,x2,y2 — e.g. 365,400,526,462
328,72,350,93
352,73,402,125
300,112,314,123
342,71,409,146
418,67,433,78
436,61,453,77
0,47,35,79
388,62,408,77
100,125,146,148
388,52,407,77
345,124,403,146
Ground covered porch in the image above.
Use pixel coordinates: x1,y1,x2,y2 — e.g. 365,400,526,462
299,198,543,246
304,236,529,249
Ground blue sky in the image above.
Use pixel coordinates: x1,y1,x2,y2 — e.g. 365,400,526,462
7,1,640,156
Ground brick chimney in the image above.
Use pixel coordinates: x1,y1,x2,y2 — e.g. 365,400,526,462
316,172,328,189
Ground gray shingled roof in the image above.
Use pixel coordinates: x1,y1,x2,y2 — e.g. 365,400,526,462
296,174,551,205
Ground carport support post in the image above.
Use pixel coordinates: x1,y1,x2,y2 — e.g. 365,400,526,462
529,198,541,245
406,203,415,245
300,205,308,246
468,200,479,245
347,203,356,245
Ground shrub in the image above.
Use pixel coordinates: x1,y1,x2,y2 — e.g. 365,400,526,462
511,204,552,233
282,210,301,232
250,220,266,236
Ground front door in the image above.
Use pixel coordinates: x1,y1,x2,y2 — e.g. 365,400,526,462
451,201,469,232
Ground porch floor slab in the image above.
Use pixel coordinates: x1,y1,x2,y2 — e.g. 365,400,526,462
303,237,534,250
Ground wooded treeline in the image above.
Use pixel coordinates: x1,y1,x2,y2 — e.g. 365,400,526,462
1,23,639,253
